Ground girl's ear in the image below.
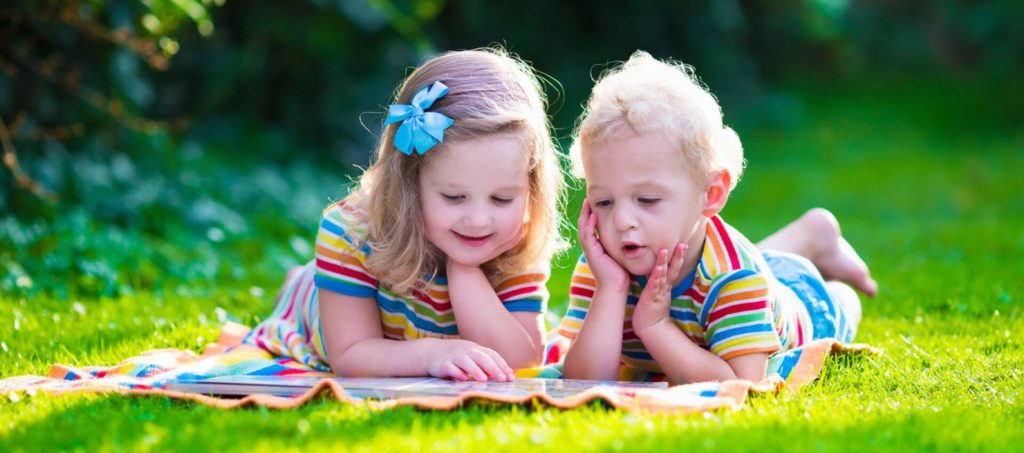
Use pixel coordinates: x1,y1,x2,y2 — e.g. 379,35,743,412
702,171,731,217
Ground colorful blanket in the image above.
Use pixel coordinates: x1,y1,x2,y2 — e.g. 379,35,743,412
0,322,877,414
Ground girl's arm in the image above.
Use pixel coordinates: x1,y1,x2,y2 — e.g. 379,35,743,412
636,321,768,383
446,260,544,369
320,289,514,381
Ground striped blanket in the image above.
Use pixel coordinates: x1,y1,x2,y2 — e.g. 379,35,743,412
0,322,876,414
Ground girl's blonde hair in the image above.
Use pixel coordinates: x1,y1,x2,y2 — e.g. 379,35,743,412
345,48,565,295
570,51,744,190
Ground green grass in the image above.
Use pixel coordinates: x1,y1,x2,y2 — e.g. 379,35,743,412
2,76,1023,451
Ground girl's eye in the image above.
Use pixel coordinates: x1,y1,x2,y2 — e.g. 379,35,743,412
492,196,514,206
442,194,464,202
638,198,660,205
594,200,612,208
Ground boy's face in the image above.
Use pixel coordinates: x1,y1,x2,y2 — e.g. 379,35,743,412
419,134,530,267
582,128,708,277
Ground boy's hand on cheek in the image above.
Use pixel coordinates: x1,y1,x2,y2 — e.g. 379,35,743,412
633,244,687,339
578,200,629,292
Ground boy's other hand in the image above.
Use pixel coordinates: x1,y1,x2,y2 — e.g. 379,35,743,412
633,243,687,338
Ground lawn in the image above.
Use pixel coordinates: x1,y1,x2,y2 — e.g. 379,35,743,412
2,76,1022,451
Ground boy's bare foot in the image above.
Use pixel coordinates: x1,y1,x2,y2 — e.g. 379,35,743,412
758,208,878,297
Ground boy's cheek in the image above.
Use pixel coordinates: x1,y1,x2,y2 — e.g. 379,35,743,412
597,233,618,255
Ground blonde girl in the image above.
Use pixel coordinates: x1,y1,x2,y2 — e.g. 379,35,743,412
243,48,565,382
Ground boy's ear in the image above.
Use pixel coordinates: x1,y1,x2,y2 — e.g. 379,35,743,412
702,171,731,217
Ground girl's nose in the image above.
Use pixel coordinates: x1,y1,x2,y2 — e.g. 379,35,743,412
463,207,492,229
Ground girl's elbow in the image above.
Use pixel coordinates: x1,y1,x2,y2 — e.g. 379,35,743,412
326,342,366,377
506,347,543,370
328,354,352,377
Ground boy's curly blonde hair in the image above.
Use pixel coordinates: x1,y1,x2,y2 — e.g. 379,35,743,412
570,51,745,191
345,47,566,295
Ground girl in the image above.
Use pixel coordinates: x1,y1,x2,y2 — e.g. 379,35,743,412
557,52,876,384
242,48,565,382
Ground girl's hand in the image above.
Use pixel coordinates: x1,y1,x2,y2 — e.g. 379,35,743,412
426,339,516,382
632,244,687,339
579,199,630,291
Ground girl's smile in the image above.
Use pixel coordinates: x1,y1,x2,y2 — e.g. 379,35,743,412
453,230,494,247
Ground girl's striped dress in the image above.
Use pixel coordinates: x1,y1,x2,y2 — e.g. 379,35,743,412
243,202,550,371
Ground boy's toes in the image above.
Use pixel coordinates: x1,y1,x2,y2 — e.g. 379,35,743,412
861,277,878,298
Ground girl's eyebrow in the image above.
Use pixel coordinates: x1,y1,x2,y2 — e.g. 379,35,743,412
434,183,526,192
494,184,526,192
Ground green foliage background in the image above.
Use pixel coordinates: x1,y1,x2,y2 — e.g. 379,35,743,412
2,0,1020,301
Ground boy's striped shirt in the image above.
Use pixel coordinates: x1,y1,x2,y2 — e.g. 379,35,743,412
557,215,812,374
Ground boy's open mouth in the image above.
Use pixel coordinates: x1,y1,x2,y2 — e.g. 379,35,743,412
621,243,645,259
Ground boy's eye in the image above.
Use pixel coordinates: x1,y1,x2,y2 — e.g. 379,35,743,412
492,196,514,206
442,194,464,202
638,198,660,205
593,200,612,208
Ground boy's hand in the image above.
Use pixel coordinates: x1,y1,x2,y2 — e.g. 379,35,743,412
578,199,630,291
425,339,515,382
632,244,687,339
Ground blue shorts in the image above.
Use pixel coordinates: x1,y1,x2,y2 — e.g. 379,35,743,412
762,251,857,343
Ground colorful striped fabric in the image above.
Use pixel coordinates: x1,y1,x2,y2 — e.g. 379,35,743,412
0,320,877,412
243,202,550,370
556,215,813,376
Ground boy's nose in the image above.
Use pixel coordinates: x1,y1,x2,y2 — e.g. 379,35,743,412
612,206,637,231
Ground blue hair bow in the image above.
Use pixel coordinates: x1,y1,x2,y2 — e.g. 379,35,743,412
384,81,454,155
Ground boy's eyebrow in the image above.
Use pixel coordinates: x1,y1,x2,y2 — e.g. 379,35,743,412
633,181,673,191
587,181,672,192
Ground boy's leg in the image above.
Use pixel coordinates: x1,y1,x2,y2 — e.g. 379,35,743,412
825,281,862,330
757,208,877,297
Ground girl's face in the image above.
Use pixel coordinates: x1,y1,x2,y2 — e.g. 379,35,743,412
419,134,530,267
582,128,708,278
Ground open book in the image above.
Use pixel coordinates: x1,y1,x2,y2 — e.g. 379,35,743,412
163,375,669,399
